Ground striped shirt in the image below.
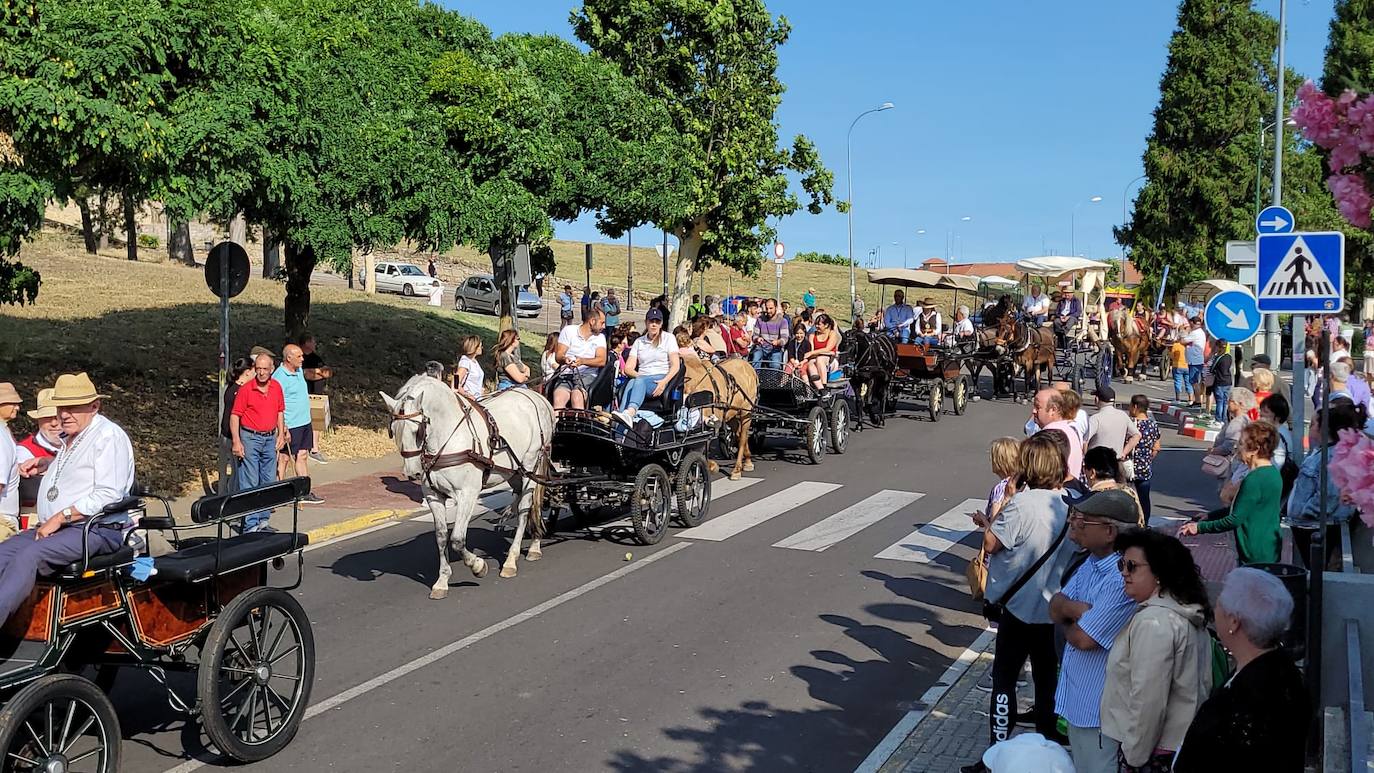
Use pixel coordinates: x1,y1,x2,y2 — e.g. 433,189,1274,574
1054,551,1137,728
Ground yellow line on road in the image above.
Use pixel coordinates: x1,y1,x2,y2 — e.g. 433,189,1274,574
306,508,418,544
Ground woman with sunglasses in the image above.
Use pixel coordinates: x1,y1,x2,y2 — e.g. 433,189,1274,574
1100,528,1212,772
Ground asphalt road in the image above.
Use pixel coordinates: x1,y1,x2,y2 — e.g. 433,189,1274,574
113,375,1188,772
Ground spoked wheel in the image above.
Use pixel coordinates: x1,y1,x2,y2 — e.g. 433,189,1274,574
199,586,316,763
673,452,712,528
630,464,672,545
828,399,849,454
0,674,120,772
952,376,969,415
927,381,943,422
804,406,827,464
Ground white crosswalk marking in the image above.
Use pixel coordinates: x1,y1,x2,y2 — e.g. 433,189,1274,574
678,481,843,541
874,497,983,563
773,490,924,552
711,476,763,499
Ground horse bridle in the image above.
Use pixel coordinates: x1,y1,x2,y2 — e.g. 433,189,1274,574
389,406,429,460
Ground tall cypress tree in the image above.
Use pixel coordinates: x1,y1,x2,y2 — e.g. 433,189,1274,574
1116,0,1280,293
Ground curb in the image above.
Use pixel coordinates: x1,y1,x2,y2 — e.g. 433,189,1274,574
857,628,997,773
304,507,424,547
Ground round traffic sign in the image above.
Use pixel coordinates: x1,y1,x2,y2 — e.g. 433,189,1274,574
774,242,785,259
1203,288,1261,345
204,242,250,299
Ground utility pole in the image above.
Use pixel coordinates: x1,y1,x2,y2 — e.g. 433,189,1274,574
626,228,634,311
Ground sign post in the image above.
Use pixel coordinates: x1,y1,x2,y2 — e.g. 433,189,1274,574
204,242,250,494
774,241,785,307
1253,205,1294,363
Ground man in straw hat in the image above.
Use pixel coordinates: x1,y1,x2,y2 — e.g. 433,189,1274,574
0,382,21,539
0,373,134,625
15,388,60,518
916,298,943,346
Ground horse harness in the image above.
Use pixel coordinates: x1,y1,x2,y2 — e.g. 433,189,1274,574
392,387,549,488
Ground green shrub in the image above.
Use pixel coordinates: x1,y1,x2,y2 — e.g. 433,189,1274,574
137,234,159,249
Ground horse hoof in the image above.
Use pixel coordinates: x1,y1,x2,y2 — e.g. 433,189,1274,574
472,560,489,578
429,588,449,600
729,471,742,481
707,460,720,474
500,565,517,579
741,461,754,472
526,547,542,562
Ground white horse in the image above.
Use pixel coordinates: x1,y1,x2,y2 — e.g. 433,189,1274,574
381,375,555,600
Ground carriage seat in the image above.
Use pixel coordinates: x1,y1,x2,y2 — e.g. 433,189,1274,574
637,367,686,416
154,531,309,583
57,546,137,579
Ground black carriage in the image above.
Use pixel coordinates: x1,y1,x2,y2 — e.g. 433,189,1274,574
0,479,315,771
744,366,851,464
545,365,714,546
890,342,975,421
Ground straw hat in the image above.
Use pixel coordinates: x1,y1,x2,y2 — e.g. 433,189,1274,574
921,297,937,309
27,388,56,419
0,382,19,406
48,373,108,407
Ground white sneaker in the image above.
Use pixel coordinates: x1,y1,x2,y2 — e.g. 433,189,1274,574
613,410,634,425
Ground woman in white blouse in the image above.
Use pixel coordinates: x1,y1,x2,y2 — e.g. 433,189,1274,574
454,335,485,399
613,309,680,424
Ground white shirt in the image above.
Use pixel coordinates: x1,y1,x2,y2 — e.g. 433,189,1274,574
953,317,974,337
458,355,484,398
557,324,607,374
1183,328,1206,365
0,423,18,523
35,413,135,525
1023,293,1049,315
745,315,758,333
1031,409,1089,441
13,430,58,465
629,333,674,377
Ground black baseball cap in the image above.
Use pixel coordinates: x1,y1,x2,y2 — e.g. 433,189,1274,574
1095,385,1115,402
645,308,665,323
1251,353,1272,367
1066,489,1138,524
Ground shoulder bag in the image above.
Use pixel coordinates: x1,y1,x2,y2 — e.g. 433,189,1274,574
981,518,1071,623
1201,453,1230,478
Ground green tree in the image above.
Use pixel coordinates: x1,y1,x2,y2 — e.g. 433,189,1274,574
0,130,44,304
426,33,689,330
572,0,836,324
794,251,851,266
1319,0,1374,300
1116,0,1282,293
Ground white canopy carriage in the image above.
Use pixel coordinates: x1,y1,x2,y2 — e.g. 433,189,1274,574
1014,255,1112,342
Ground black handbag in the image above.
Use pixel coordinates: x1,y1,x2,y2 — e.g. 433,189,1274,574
982,519,1070,623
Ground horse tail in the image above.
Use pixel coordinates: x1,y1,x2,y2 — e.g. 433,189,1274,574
526,449,549,541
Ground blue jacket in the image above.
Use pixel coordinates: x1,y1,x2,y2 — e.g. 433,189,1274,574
1286,445,1357,529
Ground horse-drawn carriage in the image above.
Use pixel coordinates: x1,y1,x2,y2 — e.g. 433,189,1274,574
742,365,851,463
0,479,315,770
545,364,715,545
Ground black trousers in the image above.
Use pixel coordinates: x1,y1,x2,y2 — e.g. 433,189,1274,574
1291,524,1343,571
988,612,1059,745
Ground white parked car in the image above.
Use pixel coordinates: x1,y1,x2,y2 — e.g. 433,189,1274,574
372,261,441,297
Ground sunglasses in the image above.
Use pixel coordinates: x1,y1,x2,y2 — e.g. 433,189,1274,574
1117,558,1145,575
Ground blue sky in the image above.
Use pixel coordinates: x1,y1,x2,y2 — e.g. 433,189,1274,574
451,1,1338,269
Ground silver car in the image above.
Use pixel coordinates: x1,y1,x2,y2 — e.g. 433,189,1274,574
455,274,542,317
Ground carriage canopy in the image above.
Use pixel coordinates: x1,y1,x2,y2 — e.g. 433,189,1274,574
1175,279,1250,307
865,268,980,292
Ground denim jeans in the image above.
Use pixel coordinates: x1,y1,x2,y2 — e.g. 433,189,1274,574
915,335,940,346
236,429,278,531
1213,385,1231,422
1133,478,1152,525
1172,368,1188,397
750,347,783,369
496,379,525,391
619,375,663,412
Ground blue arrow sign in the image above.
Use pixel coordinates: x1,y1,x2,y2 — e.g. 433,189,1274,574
1256,231,1345,313
1255,205,1294,235
1204,288,1261,345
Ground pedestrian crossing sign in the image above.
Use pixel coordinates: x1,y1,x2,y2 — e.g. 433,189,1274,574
1256,231,1344,313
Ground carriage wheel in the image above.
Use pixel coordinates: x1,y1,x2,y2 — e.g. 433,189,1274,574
198,587,316,763
927,381,943,422
804,407,827,465
952,376,969,415
673,452,712,528
0,674,120,773
828,399,849,454
630,464,672,545
748,425,768,453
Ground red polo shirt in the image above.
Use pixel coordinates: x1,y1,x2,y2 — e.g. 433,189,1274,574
231,378,285,432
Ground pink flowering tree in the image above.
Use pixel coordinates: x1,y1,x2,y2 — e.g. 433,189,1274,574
1330,428,1374,528
1292,81,1374,228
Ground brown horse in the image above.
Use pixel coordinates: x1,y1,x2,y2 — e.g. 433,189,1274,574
1108,307,1150,383
682,356,758,480
995,315,1056,402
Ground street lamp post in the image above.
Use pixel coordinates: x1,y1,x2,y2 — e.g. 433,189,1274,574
892,241,906,270
945,216,971,268
1070,196,1103,257
846,102,895,310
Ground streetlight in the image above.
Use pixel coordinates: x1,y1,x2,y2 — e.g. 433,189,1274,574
892,241,907,269
846,101,896,309
1070,196,1102,257
945,216,972,268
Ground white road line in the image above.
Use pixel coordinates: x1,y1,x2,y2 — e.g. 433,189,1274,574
160,542,694,773
873,497,983,564
711,475,763,498
773,490,924,552
854,628,996,773
677,481,843,541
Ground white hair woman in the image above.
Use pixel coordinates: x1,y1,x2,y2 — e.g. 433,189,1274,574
1173,568,1308,772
